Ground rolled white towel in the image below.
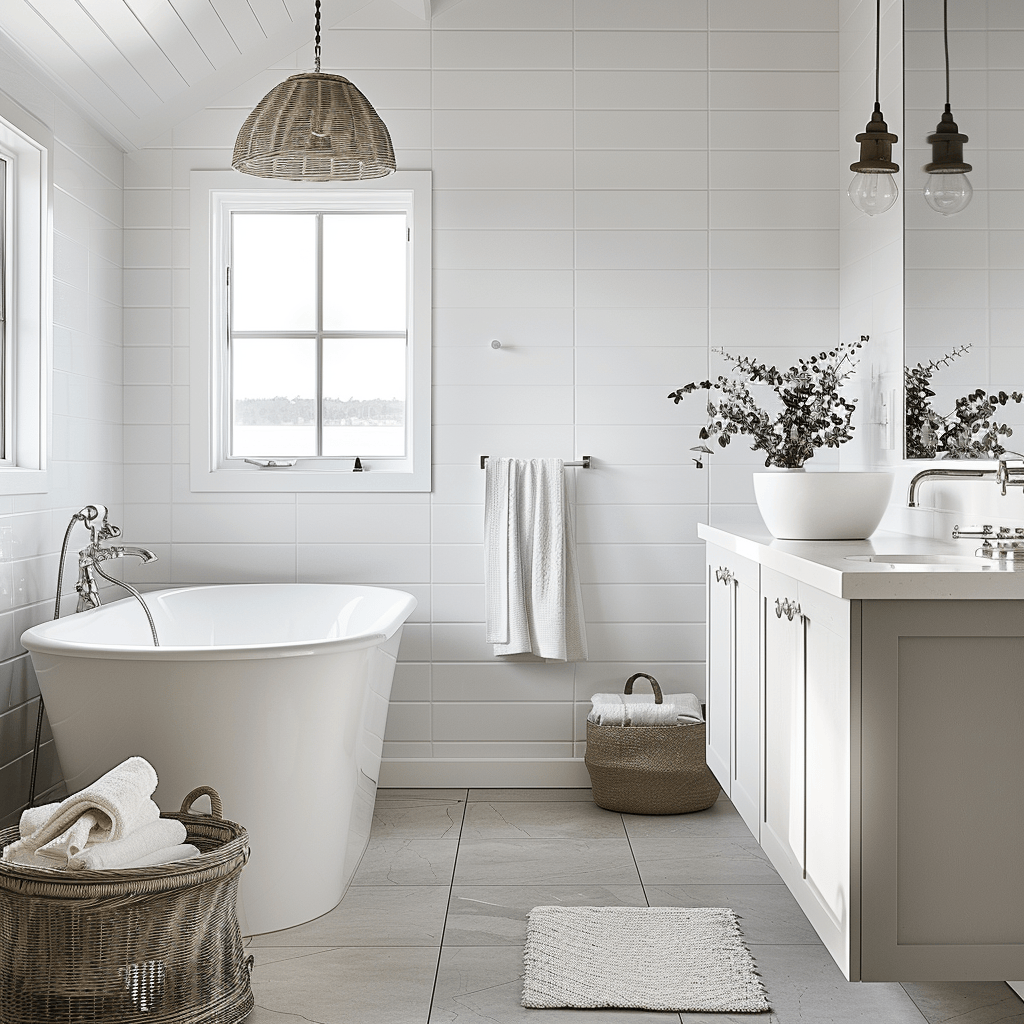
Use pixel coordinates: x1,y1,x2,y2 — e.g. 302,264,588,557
3,756,160,866
67,818,187,871
589,691,704,725
589,704,685,726
120,844,201,869
18,802,59,838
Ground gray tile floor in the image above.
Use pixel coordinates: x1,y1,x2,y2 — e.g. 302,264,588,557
243,788,1024,1024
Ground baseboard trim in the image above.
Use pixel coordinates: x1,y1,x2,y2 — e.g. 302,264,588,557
378,758,592,789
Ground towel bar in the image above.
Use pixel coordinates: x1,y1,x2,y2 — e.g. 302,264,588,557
480,455,591,469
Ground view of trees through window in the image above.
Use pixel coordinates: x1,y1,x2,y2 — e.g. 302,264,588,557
228,210,407,458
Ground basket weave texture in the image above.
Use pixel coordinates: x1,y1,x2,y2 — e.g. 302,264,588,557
0,786,253,1024
585,674,721,815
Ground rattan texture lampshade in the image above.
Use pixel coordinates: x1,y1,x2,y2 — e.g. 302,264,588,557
232,71,395,181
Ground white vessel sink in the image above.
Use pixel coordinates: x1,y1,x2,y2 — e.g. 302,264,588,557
845,553,980,565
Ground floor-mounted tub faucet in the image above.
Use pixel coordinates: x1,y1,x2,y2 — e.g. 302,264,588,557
55,504,160,644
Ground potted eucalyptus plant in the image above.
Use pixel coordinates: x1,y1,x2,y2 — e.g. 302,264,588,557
668,336,893,539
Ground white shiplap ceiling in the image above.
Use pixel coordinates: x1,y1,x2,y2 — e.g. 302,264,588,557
0,0,459,150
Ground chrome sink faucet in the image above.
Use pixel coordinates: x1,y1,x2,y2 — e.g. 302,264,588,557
907,451,1024,507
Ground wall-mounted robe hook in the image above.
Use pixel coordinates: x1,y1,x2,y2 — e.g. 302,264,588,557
490,339,501,349
353,457,364,472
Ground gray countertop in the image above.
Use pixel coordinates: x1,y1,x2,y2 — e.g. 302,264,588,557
698,522,1024,600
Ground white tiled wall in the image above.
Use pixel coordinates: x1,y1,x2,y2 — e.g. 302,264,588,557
0,39,124,823
114,0,853,786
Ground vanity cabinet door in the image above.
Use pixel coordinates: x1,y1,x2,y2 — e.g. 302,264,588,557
705,545,759,835
761,567,858,979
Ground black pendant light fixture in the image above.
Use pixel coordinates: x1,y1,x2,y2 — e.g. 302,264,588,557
232,0,395,181
848,0,899,216
923,0,972,215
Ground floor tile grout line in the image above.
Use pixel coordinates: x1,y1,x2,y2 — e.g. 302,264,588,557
424,788,469,1024
622,813,652,908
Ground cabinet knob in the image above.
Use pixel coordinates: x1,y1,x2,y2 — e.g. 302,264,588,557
775,597,801,620
715,567,734,585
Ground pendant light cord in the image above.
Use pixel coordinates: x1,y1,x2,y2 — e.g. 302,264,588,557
874,0,881,108
314,0,321,73
943,0,951,109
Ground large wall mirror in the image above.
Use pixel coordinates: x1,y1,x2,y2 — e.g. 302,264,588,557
904,0,1024,459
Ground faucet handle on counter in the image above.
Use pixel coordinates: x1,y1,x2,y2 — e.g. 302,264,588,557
952,524,993,539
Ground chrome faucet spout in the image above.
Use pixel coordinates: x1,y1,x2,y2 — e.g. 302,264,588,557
105,545,158,564
907,467,996,508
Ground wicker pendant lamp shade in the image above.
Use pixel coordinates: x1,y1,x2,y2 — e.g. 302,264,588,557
232,0,395,181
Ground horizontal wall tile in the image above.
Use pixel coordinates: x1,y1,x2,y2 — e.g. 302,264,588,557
432,506,484,545
711,32,838,72
295,544,431,584
576,307,707,346
430,584,484,622
710,229,838,269
710,268,839,308
575,110,707,152
383,703,432,743
295,504,431,545
576,504,706,544
434,190,574,230
576,231,707,271
433,30,572,69
435,270,574,308
432,663,574,701
710,189,838,229
433,110,572,150
398,623,432,661
574,31,708,70
585,623,704,662
710,110,838,151
170,544,296,583
432,149,574,189
574,661,706,701
580,583,705,622
710,71,838,109
434,0,573,30
575,190,708,230
576,71,708,109
576,270,707,308
434,230,574,270
575,150,707,190
432,702,572,742
173,504,295,544
124,385,172,424
433,424,575,467
432,71,573,108
575,346,705,386
434,347,574,387
431,545,483,585
433,385,574,425
391,663,431,702
574,0,707,31
434,307,574,348
430,741,574,758
576,385,706,425
577,543,704,584
328,28,431,69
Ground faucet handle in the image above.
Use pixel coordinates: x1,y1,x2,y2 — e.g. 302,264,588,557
78,504,121,544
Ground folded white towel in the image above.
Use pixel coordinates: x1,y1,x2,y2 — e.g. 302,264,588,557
67,819,187,871
19,802,59,838
484,457,588,662
589,691,704,725
3,756,160,866
121,844,201,869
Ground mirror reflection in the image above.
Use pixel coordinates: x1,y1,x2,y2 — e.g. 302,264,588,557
904,1,1024,459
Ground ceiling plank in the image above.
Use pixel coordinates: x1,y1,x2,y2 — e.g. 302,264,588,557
81,0,187,100
205,0,267,56
127,0,217,85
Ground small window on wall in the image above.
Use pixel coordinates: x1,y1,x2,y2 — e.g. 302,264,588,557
190,171,431,493
0,103,50,495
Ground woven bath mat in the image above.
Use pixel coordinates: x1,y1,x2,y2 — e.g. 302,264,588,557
522,906,770,1013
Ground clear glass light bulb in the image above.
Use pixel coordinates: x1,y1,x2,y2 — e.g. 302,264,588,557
923,172,973,216
848,172,899,216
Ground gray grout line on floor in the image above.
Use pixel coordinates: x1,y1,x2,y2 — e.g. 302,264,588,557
425,788,469,1023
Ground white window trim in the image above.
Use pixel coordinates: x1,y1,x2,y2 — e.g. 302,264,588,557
190,169,431,493
0,99,51,495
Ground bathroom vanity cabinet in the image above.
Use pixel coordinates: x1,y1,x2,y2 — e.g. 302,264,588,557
701,525,1024,983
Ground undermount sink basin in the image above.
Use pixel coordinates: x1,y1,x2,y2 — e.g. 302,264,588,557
845,553,980,565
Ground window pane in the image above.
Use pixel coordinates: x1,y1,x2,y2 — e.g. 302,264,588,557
231,337,316,456
323,214,407,332
232,213,316,332
322,338,406,457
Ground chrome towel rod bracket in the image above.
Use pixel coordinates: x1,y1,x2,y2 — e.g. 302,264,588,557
480,455,591,469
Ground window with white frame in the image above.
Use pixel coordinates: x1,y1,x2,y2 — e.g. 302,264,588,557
0,103,50,495
190,171,430,493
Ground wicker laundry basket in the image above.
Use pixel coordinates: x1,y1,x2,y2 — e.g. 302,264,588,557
585,673,720,815
0,786,253,1024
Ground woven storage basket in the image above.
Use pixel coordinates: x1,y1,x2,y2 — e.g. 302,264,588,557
0,786,253,1024
585,673,720,815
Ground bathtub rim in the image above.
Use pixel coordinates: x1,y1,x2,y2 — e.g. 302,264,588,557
20,582,416,662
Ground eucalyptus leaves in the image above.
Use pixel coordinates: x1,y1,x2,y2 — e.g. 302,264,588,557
668,337,865,470
905,344,1023,459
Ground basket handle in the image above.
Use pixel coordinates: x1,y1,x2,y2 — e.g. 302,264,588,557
624,672,663,703
180,786,224,819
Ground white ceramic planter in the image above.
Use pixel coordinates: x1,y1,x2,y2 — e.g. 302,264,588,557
752,470,894,540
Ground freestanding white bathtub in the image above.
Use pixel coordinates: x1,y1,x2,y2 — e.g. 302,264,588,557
20,583,416,937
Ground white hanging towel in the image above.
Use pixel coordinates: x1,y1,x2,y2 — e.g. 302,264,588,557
485,457,588,661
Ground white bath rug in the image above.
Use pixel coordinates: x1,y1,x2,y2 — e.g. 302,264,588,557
522,905,770,1013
